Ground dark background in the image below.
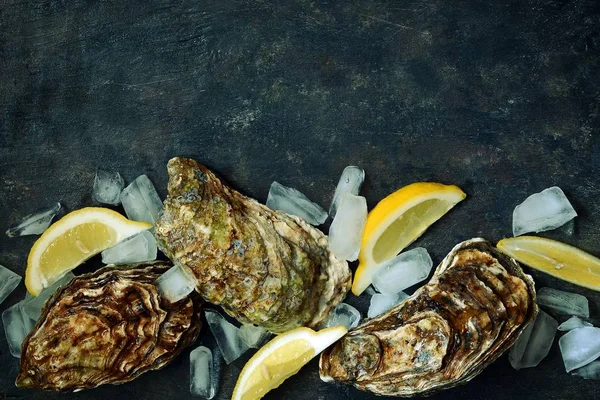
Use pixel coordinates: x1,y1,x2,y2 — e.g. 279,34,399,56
1,0,599,399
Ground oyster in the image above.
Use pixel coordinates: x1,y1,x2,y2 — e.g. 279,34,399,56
319,238,537,397
17,261,202,392
155,157,351,332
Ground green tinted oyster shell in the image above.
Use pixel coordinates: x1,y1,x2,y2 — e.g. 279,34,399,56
155,157,351,332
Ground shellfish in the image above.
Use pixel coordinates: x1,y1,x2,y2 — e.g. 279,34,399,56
319,238,537,397
154,157,351,332
17,261,202,392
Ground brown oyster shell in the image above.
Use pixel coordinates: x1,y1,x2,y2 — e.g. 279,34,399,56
319,238,537,397
154,157,351,333
16,261,202,392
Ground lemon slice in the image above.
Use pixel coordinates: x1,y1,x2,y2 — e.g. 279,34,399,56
353,182,466,295
497,236,600,291
26,207,152,295
232,326,347,400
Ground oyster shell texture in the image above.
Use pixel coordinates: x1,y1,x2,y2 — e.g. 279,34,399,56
155,157,351,333
17,261,202,392
319,238,537,397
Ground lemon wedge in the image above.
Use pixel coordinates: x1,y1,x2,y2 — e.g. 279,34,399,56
353,182,466,295
26,207,152,295
231,325,347,400
497,236,600,291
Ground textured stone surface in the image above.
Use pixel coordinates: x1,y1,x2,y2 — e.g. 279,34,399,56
0,0,599,399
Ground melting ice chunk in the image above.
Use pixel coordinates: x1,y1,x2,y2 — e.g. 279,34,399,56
22,272,75,321
328,193,367,261
559,326,600,372
6,203,61,237
508,309,557,370
558,316,593,332
101,231,157,265
537,287,589,318
239,324,271,348
205,310,249,364
2,301,36,358
368,292,409,318
320,303,361,330
573,360,600,380
121,175,163,224
0,265,21,305
512,186,577,236
266,181,328,226
156,265,196,303
372,248,433,295
329,166,365,218
190,346,212,398
93,169,124,205
190,345,222,399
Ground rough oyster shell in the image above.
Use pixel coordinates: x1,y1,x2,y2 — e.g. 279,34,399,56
154,157,351,333
319,238,537,397
16,261,202,392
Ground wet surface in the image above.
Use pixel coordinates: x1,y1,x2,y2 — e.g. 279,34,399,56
1,0,599,399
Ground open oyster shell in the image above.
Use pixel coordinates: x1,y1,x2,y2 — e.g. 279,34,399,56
319,238,537,397
16,261,202,392
154,157,351,333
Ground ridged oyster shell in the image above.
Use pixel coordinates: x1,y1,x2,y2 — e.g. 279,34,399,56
319,238,537,397
17,261,202,392
154,157,351,332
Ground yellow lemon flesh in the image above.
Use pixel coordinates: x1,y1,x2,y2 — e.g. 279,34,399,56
497,236,600,291
26,207,152,295
231,326,347,400
353,182,466,295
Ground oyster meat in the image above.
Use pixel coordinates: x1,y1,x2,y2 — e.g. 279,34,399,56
155,157,351,332
319,238,537,397
17,261,202,392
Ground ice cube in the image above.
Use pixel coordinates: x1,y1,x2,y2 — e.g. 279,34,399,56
372,248,433,295
573,360,600,380
0,265,21,305
101,231,157,265
266,181,328,226
120,175,163,224
558,316,593,332
320,303,361,330
190,346,212,398
508,309,557,370
368,292,409,318
328,193,367,261
204,310,249,364
329,166,365,218
2,301,36,358
156,265,196,303
559,326,600,372
22,272,75,321
93,169,124,205
537,287,589,318
239,324,271,348
6,202,61,237
512,186,577,236
190,345,222,399
508,317,534,370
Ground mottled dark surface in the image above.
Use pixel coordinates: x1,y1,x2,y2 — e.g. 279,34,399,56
0,0,599,399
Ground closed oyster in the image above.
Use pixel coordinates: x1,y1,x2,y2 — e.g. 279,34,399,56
155,157,351,332
320,238,537,397
17,261,202,392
